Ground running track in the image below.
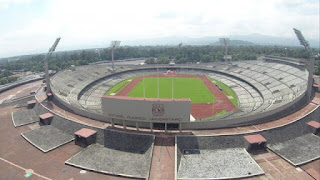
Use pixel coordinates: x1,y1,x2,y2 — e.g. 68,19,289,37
116,71,238,119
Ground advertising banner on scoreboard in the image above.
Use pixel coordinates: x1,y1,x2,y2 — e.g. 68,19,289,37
101,95,191,122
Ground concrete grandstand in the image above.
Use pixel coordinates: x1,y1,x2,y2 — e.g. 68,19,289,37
49,58,308,130
1,56,319,180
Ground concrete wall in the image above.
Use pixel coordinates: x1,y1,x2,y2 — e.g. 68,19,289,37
104,129,154,153
102,95,191,123
263,56,305,69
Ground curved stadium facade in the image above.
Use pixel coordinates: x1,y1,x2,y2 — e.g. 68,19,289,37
50,58,308,130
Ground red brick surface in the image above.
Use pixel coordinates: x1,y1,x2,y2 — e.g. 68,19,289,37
244,134,267,144
0,106,128,180
27,100,36,105
39,113,54,119
307,121,320,128
306,168,320,180
149,135,175,180
249,150,317,180
75,128,97,138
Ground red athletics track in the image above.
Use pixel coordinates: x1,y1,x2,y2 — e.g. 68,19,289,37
114,81,129,94
116,71,238,119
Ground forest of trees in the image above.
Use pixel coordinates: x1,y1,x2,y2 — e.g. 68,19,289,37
0,45,318,75
0,70,17,85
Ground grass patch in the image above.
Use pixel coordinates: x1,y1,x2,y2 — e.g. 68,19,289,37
197,110,228,121
127,77,216,104
106,77,135,95
211,79,238,107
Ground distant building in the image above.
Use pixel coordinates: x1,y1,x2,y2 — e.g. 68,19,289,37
223,55,232,61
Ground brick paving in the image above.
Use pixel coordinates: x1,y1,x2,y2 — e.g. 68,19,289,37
0,80,42,104
149,135,175,180
301,159,320,180
248,150,317,180
0,106,129,180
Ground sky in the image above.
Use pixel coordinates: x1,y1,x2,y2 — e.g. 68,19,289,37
0,0,319,58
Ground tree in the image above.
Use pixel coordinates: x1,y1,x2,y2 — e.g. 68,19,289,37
145,57,156,64
200,54,212,62
157,56,170,64
0,45,318,77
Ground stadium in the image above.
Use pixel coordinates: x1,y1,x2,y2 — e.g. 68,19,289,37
50,56,309,130
1,55,320,179
1,0,319,177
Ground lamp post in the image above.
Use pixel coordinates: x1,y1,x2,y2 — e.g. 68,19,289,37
285,48,288,57
219,38,231,62
110,41,121,71
178,42,182,50
44,37,61,94
95,49,101,60
293,28,315,100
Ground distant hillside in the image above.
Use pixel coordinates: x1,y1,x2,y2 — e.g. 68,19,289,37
1,33,319,59
211,40,255,46
122,34,319,48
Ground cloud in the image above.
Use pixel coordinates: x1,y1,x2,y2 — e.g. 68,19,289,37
0,0,31,3
155,11,179,19
0,0,318,57
0,0,31,8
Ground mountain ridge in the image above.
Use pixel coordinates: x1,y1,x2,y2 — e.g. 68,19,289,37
0,33,318,59
122,33,319,47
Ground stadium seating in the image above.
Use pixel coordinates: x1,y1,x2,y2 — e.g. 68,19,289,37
50,60,308,120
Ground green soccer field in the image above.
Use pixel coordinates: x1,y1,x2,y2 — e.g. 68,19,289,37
127,77,215,104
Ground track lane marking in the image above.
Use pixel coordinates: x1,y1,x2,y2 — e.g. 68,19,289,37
0,156,52,180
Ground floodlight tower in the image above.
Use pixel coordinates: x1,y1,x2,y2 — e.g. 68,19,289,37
110,41,121,71
285,48,288,57
44,37,61,94
293,28,315,100
219,38,230,62
178,42,183,50
95,49,101,60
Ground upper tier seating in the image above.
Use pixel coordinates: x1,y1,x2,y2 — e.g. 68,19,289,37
51,60,308,119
